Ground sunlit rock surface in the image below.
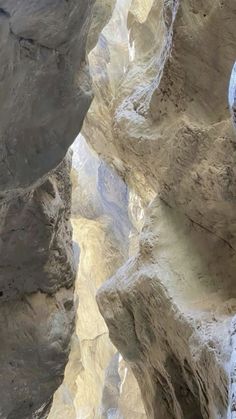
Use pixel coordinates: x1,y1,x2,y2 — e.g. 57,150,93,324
83,0,236,417
0,0,95,417
85,0,236,242
49,136,145,418
87,0,116,52
2,0,235,416
98,198,236,418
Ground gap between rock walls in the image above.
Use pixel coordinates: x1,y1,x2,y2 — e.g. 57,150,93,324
1,0,236,418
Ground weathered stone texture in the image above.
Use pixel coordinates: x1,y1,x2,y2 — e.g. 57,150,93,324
0,0,95,417
83,0,236,417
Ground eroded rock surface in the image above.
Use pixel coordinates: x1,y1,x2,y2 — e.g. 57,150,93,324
0,288,74,419
85,0,236,244
0,0,95,417
83,0,236,417
0,0,94,196
1,0,235,416
98,198,235,418
0,154,76,419
0,157,75,300
49,136,145,418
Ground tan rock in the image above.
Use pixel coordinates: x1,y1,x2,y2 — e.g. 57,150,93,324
49,136,145,418
83,0,236,417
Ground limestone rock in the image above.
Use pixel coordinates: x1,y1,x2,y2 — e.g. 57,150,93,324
49,136,145,418
84,0,236,246
0,0,96,417
0,0,94,196
97,198,236,418
0,156,76,419
0,288,74,419
87,0,117,52
0,157,75,300
83,0,236,417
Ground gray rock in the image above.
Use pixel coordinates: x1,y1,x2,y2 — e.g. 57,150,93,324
0,288,75,419
0,156,75,301
0,0,96,417
0,156,77,418
0,0,94,196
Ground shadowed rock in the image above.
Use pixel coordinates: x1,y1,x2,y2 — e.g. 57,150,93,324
0,0,96,417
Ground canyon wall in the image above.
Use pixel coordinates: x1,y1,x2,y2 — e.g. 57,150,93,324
0,1,97,417
1,0,236,417
83,0,236,418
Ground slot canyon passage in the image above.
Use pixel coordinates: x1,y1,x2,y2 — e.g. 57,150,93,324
0,0,236,418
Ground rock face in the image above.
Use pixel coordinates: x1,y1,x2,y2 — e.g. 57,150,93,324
49,136,145,419
85,0,236,242
2,0,236,417
0,0,94,195
87,0,116,52
0,157,75,300
0,1,95,417
82,0,236,418
0,157,76,419
97,199,235,418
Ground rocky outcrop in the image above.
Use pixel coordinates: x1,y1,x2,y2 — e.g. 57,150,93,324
0,0,95,196
1,0,235,416
82,0,236,417
0,1,96,417
0,157,74,300
97,198,235,418
49,136,145,418
87,0,116,52
85,0,236,241
0,155,76,419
